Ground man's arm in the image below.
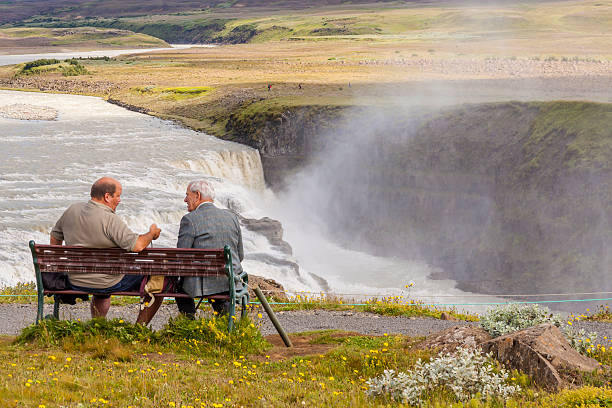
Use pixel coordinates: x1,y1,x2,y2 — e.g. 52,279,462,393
50,236,62,245
177,216,195,249
237,225,244,262
132,224,161,252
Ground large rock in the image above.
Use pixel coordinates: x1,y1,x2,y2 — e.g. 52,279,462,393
417,325,492,353
240,216,293,254
481,324,601,391
248,275,288,301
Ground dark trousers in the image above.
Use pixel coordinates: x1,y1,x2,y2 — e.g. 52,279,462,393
175,295,230,317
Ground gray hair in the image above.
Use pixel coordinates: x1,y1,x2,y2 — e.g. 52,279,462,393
187,180,215,200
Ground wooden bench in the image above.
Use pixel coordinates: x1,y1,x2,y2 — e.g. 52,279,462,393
28,241,249,331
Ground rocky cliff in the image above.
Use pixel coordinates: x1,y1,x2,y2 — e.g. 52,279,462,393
225,100,612,296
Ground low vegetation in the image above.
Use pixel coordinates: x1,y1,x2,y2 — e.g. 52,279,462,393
0,302,610,406
16,58,89,77
480,304,603,357
367,348,521,405
132,85,213,101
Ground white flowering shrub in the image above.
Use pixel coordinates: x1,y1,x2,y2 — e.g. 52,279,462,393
480,304,598,355
479,303,562,337
366,347,520,405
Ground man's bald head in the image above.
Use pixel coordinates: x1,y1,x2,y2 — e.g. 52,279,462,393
91,177,120,200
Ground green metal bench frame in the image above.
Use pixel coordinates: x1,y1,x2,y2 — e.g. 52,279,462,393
29,240,249,331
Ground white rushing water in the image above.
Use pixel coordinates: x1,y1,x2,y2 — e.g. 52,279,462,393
0,89,506,313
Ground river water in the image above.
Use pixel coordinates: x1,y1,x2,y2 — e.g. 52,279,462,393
0,44,213,66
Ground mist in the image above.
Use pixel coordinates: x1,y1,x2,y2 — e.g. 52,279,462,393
260,91,611,312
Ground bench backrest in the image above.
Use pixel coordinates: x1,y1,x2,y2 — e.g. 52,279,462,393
30,242,232,277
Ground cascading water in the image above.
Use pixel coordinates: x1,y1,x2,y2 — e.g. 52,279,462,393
0,89,315,292
0,89,506,313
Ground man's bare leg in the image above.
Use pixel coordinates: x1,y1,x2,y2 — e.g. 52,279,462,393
136,296,163,325
91,295,111,317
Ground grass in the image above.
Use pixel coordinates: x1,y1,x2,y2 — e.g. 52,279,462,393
0,314,611,406
265,293,478,322
581,305,612,323
132,85,213,101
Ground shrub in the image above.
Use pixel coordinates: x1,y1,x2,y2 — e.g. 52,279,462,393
480,304,598,356
366,347,520,405
479,303,562,337
22,59,60,71
61,61,89,76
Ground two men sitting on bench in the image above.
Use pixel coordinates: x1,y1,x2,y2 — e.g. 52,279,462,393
50,177,244,324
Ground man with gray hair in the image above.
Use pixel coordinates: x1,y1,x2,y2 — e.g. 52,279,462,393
175,180,245,316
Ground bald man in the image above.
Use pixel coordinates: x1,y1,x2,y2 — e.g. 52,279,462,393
50,177,162,324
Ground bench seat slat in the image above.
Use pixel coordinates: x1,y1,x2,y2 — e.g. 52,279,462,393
36,257,225,266
37,267,226,277
35,245,225,257
43,290,230,299
36,260,225,271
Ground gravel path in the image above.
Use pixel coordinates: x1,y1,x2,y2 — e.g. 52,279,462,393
2,304,612,342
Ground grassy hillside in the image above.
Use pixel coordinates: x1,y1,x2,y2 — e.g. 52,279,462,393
0,0,397,25
0,27,168,51
4,0,611,51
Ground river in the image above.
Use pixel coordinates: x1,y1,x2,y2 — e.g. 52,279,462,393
0,44,213,66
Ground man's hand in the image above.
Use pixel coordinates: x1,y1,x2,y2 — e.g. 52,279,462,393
133,224,162,252
149,224,161,240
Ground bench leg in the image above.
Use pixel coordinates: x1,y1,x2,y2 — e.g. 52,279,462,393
36,292,44,324
228,294,236,333
53,295,60,319
240,294,248,320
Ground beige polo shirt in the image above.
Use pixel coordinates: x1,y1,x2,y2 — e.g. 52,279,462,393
50,200,139,288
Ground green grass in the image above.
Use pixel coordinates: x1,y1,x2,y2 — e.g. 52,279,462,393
265,294,478,322
1,316,611,406
132,85,213,100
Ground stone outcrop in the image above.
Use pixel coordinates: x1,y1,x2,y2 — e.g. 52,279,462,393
248,275,288,301
419,323,602,391
481,324,601,391
240,215,330,293
240,216,292,254
225,104,347,188
417,325,492,353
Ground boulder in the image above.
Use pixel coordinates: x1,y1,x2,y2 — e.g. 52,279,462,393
249,275,288,301
481,324,601,391
240,216,293,254
417,325,492,353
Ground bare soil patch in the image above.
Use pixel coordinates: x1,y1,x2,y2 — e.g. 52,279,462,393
258,331,360,361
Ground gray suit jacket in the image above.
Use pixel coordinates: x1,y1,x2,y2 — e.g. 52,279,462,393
178,202,245,297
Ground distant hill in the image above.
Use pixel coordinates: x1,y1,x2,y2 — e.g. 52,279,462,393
0,0,398,24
